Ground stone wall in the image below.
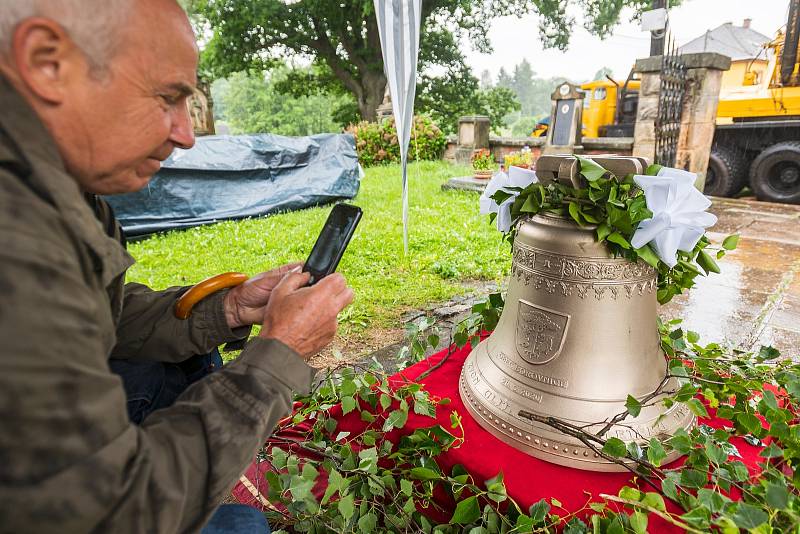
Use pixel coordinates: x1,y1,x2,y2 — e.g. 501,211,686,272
444,135,633,165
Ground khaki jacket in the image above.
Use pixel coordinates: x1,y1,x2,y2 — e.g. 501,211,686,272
0,76,315,533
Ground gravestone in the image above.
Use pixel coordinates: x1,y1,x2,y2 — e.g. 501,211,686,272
543,82,585,155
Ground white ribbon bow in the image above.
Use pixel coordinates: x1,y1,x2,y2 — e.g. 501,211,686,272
479,166,539,232
630,167,718,268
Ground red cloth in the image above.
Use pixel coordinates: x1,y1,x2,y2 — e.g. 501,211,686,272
233,340,766,531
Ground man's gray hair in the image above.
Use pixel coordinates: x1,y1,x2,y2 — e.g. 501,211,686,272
0,0,134,70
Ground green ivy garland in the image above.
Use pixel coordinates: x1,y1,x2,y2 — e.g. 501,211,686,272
490,156,739,304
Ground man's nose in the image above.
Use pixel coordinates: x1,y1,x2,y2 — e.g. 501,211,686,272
170,101,196,150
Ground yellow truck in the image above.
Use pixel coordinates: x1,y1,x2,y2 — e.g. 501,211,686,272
707,2,800,203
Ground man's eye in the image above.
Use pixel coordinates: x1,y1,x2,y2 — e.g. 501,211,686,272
160,94,180,106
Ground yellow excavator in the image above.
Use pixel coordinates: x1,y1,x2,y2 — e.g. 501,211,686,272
707,0,800,203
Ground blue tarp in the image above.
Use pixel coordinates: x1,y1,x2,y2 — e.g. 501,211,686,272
105,133,361,237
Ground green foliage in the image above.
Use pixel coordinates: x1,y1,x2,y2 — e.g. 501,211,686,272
470,149,495,171
126,161,512,337
489,156,737,304
213,70,351,136
416,63,521,135
346,116,447,167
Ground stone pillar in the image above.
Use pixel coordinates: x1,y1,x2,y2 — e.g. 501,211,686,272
675,53,730,190
633,53,730,189
455,115,491,165
631,57,662,165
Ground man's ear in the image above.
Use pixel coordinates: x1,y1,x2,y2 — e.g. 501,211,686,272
11,17,82,105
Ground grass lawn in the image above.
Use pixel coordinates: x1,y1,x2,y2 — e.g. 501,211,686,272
127,160,512,359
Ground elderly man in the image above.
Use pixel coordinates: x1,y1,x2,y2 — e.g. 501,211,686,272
0,1,354,532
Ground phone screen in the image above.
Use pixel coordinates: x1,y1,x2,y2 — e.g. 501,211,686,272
304,204,362,284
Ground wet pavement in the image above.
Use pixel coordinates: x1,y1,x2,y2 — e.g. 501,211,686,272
659,196,800,358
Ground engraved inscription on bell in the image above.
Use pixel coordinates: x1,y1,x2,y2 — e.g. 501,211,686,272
515,300,570,364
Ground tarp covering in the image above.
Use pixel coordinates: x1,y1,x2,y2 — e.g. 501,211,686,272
104,133,361,237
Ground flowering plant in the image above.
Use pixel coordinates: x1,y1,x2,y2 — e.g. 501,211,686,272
502,148,534,169
470,149,495,171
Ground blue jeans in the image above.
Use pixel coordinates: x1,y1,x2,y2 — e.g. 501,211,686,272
110,349,271,534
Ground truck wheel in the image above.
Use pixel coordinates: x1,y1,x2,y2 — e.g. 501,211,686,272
704,145,747,197
749,142,800,204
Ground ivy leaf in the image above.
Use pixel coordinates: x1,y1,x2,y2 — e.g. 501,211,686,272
625,395,642,417
732,503,768,530
722,234,739,250
646,164,663,175
576,155,607,182
607,232,631,249
635,245,660,269
696,250,720,274
602,437,627,458
451,495,480,524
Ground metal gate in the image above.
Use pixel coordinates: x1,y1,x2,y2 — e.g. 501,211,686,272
654,37,687,167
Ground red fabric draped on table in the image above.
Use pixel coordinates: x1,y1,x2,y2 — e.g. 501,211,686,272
233,339,766,532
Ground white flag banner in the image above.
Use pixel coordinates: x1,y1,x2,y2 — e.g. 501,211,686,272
374,0,422,254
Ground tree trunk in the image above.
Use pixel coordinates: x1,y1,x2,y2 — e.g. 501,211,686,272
357,71,387,121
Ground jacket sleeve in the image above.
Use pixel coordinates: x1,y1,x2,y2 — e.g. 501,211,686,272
110,282,251,363
0,228,316,534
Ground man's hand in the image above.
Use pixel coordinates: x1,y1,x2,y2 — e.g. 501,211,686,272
259,271,354,360
223,263,303,329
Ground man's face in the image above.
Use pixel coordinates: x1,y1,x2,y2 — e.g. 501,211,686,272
54,2,198,195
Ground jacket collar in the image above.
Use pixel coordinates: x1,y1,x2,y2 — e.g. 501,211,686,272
0,74,133,286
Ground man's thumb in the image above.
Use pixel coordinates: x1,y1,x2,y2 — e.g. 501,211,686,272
274,270,311,294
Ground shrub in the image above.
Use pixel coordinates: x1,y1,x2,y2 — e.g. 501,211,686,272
347,115,447,167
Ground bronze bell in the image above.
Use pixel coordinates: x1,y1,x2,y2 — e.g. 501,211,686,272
460,155,694,471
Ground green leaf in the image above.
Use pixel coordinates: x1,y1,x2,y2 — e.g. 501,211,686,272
451,495,480,524
685,398,709,418
379,393,391,411
642,492,666,512
647,438,667,467
646,164,663,176
722,234,739,250
341,395,357,415
576,155,607,181
625,395,642,417
596,222,612,241
696,250,720,274
635,245,660,268
680,468,708,489
400,478,413,496
732,503,768,530
358,512,378,533
410,467,440,481
288,475,314,501
338,493,355,522
607,232,631,249
602,437,627,458
529,499,550,523
736,412,762,434
630,511,648,534
568,201,584,226
382,408,408,431
765,481,789,509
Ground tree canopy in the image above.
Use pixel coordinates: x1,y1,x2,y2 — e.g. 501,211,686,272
190,0,672,126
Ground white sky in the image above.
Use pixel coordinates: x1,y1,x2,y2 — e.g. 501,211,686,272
464,0,790,83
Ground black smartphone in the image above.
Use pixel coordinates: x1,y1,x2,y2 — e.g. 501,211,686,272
303,203,363,285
